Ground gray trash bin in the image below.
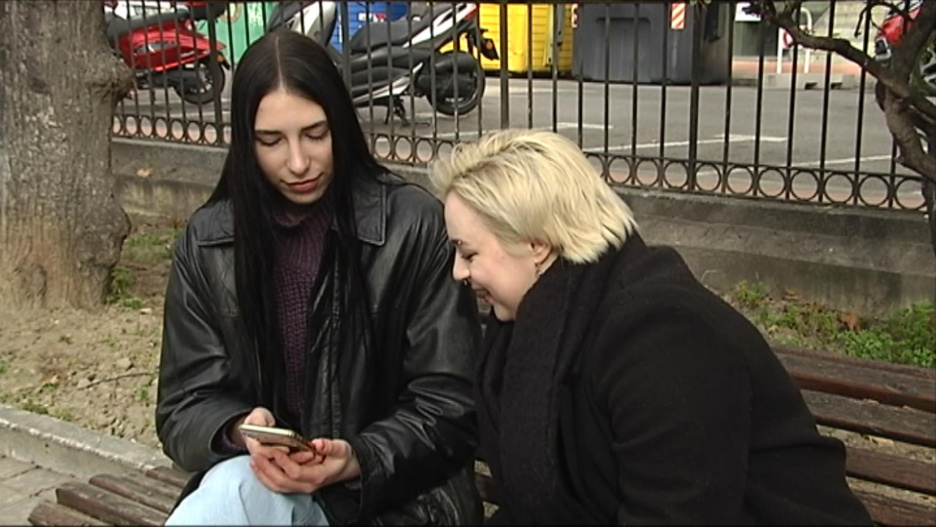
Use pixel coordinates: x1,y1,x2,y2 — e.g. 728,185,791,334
572,2,733,84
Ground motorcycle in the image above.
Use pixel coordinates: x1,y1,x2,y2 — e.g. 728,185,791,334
873,0,935,95
268,2,498,122
103,0,230,105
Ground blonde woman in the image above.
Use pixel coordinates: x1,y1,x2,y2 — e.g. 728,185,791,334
430,129,872,525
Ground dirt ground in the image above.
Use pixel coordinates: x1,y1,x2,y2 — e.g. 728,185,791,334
0,214,175,449
0,213,933,509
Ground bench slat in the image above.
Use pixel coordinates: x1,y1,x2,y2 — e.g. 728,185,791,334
773,345,936,380
89,474,179,514
853,489,936,527
27,501,108,526
55,482,168,526
144,466,190,489
780,354,936,413
121,471,184,502
845,448,936,497
802,390,936,447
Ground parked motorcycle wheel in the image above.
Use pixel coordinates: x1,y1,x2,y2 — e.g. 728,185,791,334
429,52,485,116
175,60,225,106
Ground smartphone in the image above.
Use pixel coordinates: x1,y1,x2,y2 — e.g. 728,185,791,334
238,423,313,452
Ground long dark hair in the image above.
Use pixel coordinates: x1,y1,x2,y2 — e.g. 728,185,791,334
208,30,382,405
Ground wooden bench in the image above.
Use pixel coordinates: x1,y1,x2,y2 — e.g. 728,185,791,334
28,346,936,526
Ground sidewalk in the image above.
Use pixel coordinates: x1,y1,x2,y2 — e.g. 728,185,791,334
731,55,868,90
0,457,79,526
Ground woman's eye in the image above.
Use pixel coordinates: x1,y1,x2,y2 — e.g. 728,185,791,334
304,130,329,142
464,253,476,262
256,137,281,147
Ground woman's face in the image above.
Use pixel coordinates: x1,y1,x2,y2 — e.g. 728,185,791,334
254,88,334,211
444,193,541,322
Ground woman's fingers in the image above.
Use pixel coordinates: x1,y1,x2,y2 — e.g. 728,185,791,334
251,454,314,494
289,450,321,464
311,438,352,461
271,449,304,480
245,437,287,459
243,407,275,427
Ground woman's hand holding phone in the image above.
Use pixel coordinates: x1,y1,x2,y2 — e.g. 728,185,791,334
256,437,360,494
237,407,282,455
236,407,360,494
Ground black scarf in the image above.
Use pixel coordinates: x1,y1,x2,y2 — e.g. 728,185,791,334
477,245,626,524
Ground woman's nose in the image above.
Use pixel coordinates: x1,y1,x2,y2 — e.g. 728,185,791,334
452,258,469,283
286,142,310,175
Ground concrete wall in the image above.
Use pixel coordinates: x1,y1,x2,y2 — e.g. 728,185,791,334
111,138,934,316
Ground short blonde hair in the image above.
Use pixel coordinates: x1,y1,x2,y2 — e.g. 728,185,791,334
430,129,637,264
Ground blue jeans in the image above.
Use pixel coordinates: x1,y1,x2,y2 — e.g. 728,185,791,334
165,455,330,526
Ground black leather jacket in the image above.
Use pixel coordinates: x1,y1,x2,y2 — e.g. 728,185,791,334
156,174,483,524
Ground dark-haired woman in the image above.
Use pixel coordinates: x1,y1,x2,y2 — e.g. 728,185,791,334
156,30,482,525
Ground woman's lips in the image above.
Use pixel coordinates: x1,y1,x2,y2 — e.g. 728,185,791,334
287,177,320,193
473,288,492,303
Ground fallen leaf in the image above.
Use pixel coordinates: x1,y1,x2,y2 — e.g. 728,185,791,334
136,168,152,178
839,312,860,331
782,289,800,301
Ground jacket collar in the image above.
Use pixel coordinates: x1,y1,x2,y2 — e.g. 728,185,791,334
196,174,389,246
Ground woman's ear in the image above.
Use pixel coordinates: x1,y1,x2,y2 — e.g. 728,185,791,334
530,240,552,263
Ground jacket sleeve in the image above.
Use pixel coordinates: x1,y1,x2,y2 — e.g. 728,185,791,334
325,207,482,522
591,292,752,525
155,226,253,472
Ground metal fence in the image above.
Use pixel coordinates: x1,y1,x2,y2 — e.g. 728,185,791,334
106,0,927,210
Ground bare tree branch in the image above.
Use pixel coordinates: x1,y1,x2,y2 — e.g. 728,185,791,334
855,0,916,37
878,83,936,182
750,0,936,123
753,0,936,186
890,0,936,77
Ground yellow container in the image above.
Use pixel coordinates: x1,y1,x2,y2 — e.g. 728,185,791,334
440,3,575,75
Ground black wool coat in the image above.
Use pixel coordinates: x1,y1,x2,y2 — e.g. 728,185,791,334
477,234,873,525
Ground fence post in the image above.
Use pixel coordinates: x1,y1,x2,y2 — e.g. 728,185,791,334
207,15,223,142
499,0,510,129
687,1,703,191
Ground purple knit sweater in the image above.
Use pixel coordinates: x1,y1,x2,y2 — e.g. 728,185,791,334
217,195,334,452
272,195,335,426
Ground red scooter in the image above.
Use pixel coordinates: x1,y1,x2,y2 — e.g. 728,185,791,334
873,0,935,95
104,1,230,105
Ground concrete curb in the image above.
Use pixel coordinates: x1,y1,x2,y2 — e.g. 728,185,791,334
0,404,173,480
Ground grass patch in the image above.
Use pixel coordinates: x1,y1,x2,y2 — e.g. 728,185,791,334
106,266,135,303
728,282,935,369
17,399,49,415
837,303,935,368
733,280,769,310
123,227,182,265
105,265,145,309
50,407,76,422
0,361,7,375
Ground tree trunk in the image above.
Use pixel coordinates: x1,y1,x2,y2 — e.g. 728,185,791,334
0,1,132,310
